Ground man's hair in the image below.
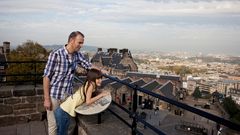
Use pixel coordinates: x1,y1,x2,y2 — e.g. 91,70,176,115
68,31,85,43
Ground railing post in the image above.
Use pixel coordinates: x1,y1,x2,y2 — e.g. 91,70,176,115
34,61,37,87
132,85,138,135
98,113,101,124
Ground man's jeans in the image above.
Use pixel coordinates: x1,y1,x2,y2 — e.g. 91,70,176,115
54,107,71,135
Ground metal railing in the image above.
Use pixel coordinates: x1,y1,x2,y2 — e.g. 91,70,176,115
102,74,240,135
0,61,46,86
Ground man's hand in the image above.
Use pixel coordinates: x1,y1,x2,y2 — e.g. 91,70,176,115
44,99,52,111
91,65,109,75
43,76,52,111
100,68,108,75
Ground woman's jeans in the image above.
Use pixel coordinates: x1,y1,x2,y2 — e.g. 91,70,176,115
54,107,71,135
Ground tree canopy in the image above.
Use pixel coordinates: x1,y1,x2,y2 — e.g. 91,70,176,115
8,40,48,61
223,96,240,124
6,40,49,84
158,65,207,76
192,86,201,99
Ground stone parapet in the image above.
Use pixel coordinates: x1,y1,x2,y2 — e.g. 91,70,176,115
0,85,44,127
77,105,132,135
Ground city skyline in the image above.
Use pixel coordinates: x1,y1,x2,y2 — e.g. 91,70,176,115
0,0,240,55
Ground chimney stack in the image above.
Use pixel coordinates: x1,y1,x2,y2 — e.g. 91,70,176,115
107,48,118,55
120,48,129,58
3,41,10,55
97,48,102,52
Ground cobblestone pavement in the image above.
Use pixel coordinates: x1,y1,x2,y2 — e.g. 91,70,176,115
0,120,47,135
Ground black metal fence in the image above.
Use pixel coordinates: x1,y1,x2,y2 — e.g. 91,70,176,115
0,61,46,86
102,74,240,135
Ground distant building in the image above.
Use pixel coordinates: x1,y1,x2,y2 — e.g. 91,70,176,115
0,41,10,55
0,46,3,54
107,77,133,105
0,41,10,82
187,76,216,96
101,75,178,113
126,71,182,92
91,48,138,77
0,54,7,82
217,79,240,95
126,72,157,82
187,76,202,95
227,88,240,105
198,82,211,92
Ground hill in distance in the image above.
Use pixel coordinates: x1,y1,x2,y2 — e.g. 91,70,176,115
43,45,100,53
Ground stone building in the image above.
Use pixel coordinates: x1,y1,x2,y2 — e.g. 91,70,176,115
126,72,182,94
0,41,10,55
126,72,157,82
0,54,7,82
227,88,240,105
91,48,138,77
0,41,10,82
101,75,178,112
104,77,133,105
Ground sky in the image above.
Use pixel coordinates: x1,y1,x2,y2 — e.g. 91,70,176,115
0,0,240,55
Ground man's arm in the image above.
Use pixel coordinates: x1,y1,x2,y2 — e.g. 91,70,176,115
77,52,92,70
43,76,52,110
77,52,109,74
43,52,57,111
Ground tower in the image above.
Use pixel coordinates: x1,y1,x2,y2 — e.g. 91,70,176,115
3,41,10,55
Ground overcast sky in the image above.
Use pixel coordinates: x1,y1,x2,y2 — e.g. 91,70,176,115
0,0,240,55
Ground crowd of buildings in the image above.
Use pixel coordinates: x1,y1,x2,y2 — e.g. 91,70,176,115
87,48,183,110
134,51,240,105
90,47,240,107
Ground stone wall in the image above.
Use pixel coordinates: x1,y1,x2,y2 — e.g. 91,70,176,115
0,85,45,127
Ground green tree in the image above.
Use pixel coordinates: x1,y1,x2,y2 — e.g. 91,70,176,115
223,96,240,124
8,40,48,61
223,97,238,118
6,40,49,83
231,112,240,125
192,86,201,99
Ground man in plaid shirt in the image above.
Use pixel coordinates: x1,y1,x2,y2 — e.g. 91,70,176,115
43,31,92,135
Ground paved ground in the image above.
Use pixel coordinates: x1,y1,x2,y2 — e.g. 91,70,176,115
0,120,48,135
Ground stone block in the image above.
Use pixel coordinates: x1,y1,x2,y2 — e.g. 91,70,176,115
4,97,21,104
14,109,36,115
26,96,43,103
37,103,45,112
35,85,43,95
0,116,16,126
0,89,12,98
0,105,13,115
30,113,42,121
15,115,30,124
13,103,36,110
0,98,3,103
13,85,36,97
21,97,26,103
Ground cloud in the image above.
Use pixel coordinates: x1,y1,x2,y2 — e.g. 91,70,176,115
0,0,240,55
